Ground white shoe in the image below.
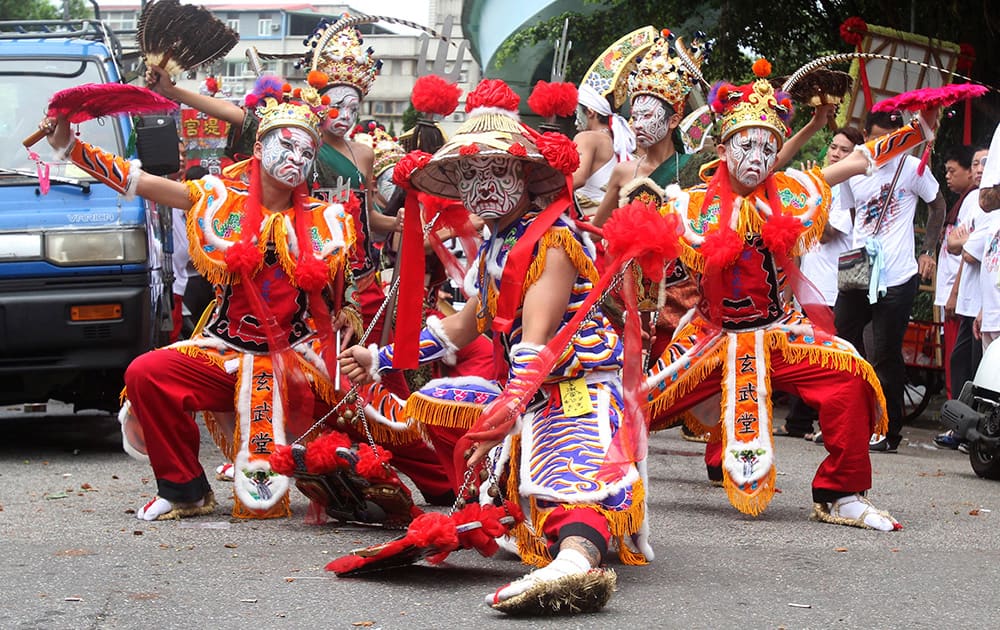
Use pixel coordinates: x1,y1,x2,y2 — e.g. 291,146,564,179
810,493,901,532
215,462,235,481
136,492,216,521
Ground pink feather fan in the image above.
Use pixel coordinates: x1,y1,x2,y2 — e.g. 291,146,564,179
23,83,177,147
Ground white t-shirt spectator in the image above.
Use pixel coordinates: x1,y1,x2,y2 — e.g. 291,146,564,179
936,190,979,307
841,154,940,288
980,122,1000,190
800,185,851,305
956,194,986,318
965,206,1000,333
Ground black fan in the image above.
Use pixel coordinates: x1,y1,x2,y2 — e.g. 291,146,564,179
137,0,239,77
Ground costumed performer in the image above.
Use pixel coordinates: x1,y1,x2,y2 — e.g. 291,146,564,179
146,24,454,504
642,59,941,530
340,78,646,615
40,79,366,520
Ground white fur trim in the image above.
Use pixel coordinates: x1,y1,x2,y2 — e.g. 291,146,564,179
426,315,459,366
232,354,289,511
320,204,348,256
198,176,235,252
124,159,142,200
118,400,150,462
368,343,383,382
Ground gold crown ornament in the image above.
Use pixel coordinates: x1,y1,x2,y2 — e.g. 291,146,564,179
305,18,380,97
244,76,325,143
628,29,710,113
355,125,405,178
710,59,795,147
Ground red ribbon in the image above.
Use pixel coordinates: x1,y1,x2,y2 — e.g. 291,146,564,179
391,192,425,369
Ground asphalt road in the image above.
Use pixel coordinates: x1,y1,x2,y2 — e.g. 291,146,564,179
1,403,997,630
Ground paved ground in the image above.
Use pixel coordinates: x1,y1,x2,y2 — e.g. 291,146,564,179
1,401,997,630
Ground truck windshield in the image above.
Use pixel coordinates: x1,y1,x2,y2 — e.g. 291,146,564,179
0,57,124,177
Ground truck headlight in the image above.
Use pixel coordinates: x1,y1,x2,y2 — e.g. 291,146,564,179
45,228,148,265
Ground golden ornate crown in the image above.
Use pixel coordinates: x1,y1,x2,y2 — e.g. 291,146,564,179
355,126,405,178
710,59,794,147
306,22,379,97
256,97,322,143
628,30,708,113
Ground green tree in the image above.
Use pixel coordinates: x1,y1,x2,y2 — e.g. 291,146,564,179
401,103,419,133
497,0,1000,142
0,0,91,20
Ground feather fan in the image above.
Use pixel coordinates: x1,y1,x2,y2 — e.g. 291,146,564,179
872,83,989,112
137,0,239,76
23,83,178,147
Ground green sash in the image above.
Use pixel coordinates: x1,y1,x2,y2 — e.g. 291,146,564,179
317,144,366,191
647,151,691,189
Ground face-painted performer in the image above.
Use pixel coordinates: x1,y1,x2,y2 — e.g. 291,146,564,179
340,78,645,616
571,27,653,214
142,25,454,506
643,58,940,531
41,78,368,521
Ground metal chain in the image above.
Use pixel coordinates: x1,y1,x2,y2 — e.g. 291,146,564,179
291,212,442,446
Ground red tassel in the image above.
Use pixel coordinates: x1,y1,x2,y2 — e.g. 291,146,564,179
602,201,681,279
391,193,425,369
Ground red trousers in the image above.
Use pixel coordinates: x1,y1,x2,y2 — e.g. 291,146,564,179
124,348,453,503
356,277,410,399
658,349,877,500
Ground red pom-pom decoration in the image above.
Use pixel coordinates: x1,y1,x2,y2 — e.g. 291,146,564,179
269,444,297,476
535,132,579,175
406,512,459,554
459,144,479,156
224,240,263,277
603,200,681,280
411,75,462,117
761,211,804,254
700,227,744,270
840,17,867,47
354,443,394,481
465,78,520,113
308,70,329,89
393,150,433,189
752,58,772,78
507,142,527,157
304,430,352,473
527,80,579,119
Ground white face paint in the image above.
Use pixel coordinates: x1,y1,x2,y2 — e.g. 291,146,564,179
575,105,588,132
631,95,671,148
322,85,362,138
259,126,317,188
724,127,779,190
456,155,525,220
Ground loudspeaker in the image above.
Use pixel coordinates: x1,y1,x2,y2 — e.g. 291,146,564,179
135,115,181,176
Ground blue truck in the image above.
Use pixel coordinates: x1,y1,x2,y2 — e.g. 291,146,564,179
0,19,170,411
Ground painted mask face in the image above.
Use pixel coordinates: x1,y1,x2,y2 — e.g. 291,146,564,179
259,127,317,188
631,95,671,148
575,105,588,132
322,85,361,137
725,127,779,189
456,155,525,220
376,166,396,207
